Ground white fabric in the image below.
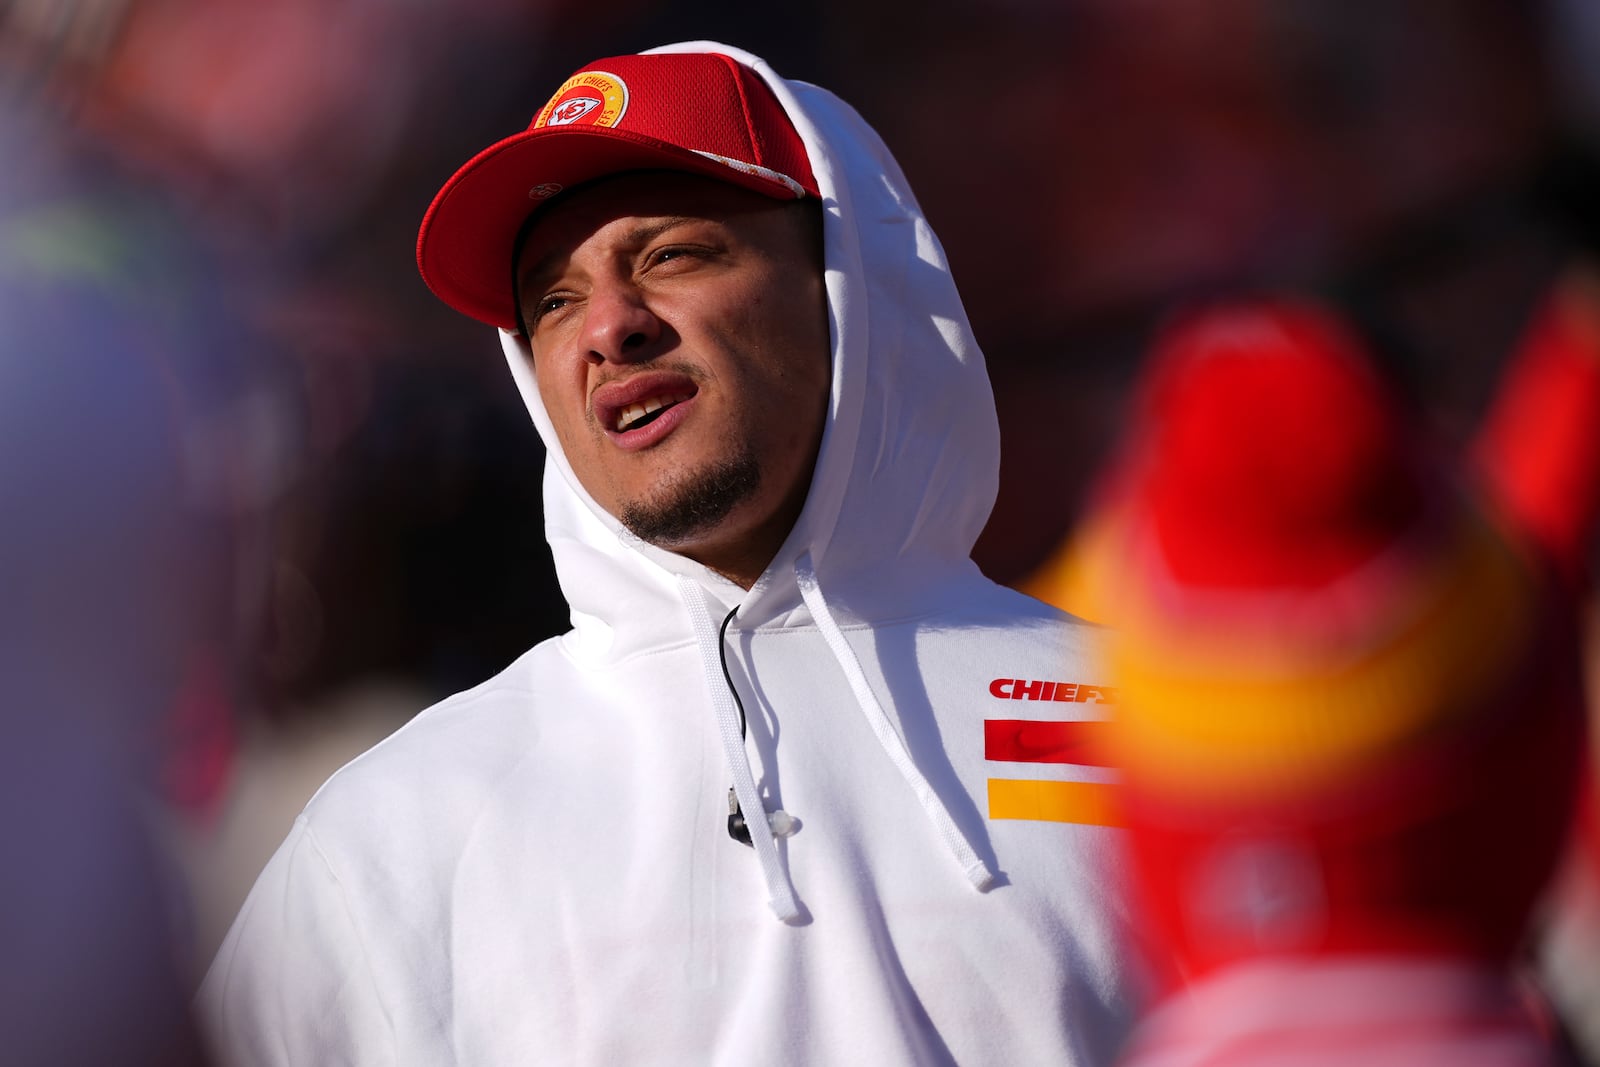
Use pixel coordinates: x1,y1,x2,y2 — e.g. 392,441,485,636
678,576,801,921
200,40,1140,1066
793,549,995,892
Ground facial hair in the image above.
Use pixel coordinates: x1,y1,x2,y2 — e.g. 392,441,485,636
618,452,761,549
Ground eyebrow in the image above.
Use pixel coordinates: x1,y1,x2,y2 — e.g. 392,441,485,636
516,215,703,297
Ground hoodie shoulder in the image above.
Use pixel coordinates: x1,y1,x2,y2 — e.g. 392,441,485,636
295,637,571,837
921,569,1100,631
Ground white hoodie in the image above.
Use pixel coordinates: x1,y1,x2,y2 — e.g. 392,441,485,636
200,41,1141,1066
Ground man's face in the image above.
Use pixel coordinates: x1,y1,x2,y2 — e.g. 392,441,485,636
515,171,831,587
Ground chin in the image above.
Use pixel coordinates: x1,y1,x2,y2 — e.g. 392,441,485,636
617,455,762,549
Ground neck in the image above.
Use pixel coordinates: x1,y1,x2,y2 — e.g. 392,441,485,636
675,490,809,591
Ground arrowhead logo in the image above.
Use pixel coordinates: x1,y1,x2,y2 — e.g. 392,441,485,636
534,70,629,130
547,96,601,126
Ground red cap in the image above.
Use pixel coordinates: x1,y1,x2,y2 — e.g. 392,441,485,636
1136,302,1427,589
416,51,818,330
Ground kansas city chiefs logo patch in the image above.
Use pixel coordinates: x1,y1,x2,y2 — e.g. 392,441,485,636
534,70,628,129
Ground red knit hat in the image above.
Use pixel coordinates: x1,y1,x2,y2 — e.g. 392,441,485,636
416,50,817,331
1089,299,1586,981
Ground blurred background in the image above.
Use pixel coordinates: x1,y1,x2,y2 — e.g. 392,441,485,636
2,0,1598,1062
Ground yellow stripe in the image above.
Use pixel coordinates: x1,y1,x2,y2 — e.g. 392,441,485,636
1106,513,1535,795
987,779,1123,827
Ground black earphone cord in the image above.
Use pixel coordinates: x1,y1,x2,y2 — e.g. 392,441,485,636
718,606,757,846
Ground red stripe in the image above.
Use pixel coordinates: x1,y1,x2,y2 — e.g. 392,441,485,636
985,719,1114,766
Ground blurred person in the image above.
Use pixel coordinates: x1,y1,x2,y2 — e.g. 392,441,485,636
1,0,582,988
1477,271,1600,1064
0,94,225,1067
17,0,524,238
198,42,1142,1065
1080,298,1592,1065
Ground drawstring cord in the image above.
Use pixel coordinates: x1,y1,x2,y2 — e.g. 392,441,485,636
680,557,995,923
717,606,755,845
718,606,796,846
679,578,802,922
793,551,997,892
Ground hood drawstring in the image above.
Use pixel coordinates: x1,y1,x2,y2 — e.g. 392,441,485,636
679,576,803,922
679,555,996,924
716,606,798,847
794,551,997,892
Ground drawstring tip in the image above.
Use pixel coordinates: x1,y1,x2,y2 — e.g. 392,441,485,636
966,862,998,893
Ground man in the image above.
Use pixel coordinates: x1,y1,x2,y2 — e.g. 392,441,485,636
201,42,1138,1064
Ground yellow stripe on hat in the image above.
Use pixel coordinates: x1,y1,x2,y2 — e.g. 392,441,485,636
988,779,1124,826
1106,512,1536,797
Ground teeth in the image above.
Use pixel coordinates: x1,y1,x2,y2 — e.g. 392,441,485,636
615,393,690,432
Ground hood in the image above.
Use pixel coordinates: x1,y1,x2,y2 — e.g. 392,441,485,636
499,40,999,659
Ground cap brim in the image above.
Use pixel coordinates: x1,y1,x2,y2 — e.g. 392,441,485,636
417,125,804,330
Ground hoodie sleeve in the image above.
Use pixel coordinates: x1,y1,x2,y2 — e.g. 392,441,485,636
197,817,395,1067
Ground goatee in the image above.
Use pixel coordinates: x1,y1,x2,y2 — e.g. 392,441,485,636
619,455,761,548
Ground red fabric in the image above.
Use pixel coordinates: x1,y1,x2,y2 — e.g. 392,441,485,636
1118,958,1570,1067
984,719,1115,765
1117,532,1586,988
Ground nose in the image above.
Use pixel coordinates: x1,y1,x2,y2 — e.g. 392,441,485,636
580,281,661,366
